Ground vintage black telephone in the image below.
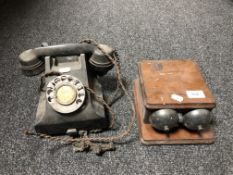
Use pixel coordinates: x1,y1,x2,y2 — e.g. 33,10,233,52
19,41,119,136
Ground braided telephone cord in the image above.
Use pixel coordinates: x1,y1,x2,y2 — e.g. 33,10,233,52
24,39,136,143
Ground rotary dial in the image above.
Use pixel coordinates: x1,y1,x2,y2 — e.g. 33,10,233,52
46,75,86,114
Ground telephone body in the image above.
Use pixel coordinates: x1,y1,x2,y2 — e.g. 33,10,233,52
19,42,116,135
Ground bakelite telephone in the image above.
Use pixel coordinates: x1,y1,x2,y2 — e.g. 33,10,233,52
19,42,118,136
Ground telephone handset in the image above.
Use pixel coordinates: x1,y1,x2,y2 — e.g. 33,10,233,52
19,42,118,135
19,42,115,76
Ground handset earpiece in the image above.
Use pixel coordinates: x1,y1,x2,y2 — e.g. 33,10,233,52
88,44,115,76
19,42,115,76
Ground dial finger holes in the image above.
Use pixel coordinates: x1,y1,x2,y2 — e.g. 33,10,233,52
61,76,67,81
47,89,53,95
76,99,82,104
54,78,61,83
68,76,73,81
73,80,80,85
48,96,53,102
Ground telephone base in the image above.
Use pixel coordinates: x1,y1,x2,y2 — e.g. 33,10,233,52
34,54,109,135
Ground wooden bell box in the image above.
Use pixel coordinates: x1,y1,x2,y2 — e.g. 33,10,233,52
133,60,216,145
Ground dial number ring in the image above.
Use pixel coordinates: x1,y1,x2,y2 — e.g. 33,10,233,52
46,75,86,114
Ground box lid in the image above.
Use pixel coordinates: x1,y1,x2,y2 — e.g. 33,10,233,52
138,60,215,109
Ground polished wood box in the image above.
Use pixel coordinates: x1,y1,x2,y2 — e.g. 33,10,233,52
133,60,215,145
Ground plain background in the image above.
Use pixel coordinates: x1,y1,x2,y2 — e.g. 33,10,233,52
0,0,232,174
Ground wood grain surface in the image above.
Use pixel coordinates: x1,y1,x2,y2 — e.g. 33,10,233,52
138,60,216,109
